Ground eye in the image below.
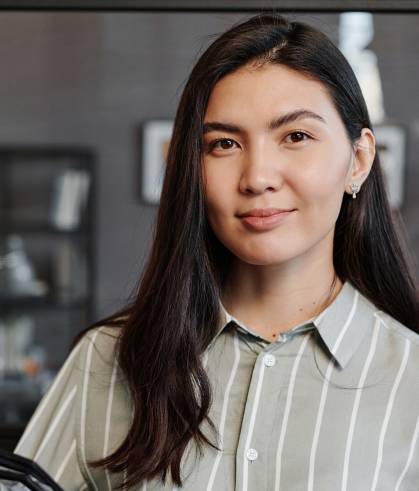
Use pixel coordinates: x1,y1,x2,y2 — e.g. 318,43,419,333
283,131,311,143
210,139,238,150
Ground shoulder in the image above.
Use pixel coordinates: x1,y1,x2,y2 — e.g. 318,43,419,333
79,325,121,355
74,325,122,383
350,284,419,351
373,309,419,352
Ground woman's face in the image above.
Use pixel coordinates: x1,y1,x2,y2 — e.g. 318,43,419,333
203,64,373,266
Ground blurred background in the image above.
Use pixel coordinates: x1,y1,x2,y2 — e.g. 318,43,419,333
0,9,418,449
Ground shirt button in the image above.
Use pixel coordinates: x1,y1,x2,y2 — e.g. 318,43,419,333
264,354,276,367
246,448,258,461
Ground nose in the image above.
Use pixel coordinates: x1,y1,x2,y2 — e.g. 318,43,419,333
239,142,283,195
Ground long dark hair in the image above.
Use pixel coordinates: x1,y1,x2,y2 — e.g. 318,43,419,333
83,12,419,489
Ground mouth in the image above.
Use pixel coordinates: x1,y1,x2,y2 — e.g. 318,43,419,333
237,207,295,230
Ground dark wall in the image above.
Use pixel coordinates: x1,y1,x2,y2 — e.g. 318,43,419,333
0,12,416,324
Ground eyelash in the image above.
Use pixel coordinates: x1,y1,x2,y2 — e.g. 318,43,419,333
283,130,312,143
207,130,312,151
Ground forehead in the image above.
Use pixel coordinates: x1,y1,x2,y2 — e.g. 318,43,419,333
205,64,339,124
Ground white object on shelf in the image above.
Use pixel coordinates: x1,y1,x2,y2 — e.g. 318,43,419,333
0,235,48,297
53,241,88,303
0,315,34,374
339,12,386,125
50,169,91,230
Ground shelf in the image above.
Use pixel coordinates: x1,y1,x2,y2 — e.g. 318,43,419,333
0,221,92,236
0,146,95,432
0,296,90,311
0,379,43,432
0,146,94,161
0,424,26,451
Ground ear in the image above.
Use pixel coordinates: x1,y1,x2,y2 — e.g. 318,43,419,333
345,127,376,197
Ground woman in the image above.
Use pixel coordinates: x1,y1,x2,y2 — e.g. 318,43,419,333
14,12,419,491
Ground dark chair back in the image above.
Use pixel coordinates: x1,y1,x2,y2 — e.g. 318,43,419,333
0,449,64,491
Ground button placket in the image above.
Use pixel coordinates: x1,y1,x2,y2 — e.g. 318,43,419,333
236,334,294,491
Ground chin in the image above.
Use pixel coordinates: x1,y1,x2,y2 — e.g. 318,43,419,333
226,231,315,266
233,247,298,267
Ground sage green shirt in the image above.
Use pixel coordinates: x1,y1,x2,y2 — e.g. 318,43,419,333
14,281,419,490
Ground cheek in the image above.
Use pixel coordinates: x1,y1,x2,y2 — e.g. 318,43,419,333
291,148,349,210
288,153,348,241
251,155,349,264
203,163,236,223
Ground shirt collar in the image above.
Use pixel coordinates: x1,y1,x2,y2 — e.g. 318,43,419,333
215,280,376,369
213,302,270,348
313,281,376,368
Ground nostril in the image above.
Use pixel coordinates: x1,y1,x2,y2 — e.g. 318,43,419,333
244,186,276,194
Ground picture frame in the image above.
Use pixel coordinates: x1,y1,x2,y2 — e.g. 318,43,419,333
374,124,406,210
141,119,174,205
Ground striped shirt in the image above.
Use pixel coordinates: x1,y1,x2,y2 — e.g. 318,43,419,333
14,280,419,490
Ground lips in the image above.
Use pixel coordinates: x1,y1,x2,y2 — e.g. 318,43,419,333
238,207,294,230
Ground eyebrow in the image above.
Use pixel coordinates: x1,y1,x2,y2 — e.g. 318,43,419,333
202,109,327,135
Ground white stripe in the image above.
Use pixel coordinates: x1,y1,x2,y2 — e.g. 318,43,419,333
103,355,119,491
308,288,359,491
80,329,101,491
371,338,411,491
142,480,147,491
123,408,135,490
331,290,359,356
395,411,419,491
341,319,381,491
207,331,241,491
79,484,88,491
243,351,268,491
54,438,76,482
15,342,83,453
34,385,77,461
274,332,312,491
308,359,334,491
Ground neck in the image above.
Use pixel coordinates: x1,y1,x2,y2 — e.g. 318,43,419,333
221,232,343,340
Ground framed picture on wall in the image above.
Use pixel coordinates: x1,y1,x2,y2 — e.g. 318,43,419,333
374,124,406,210
141,119,174,204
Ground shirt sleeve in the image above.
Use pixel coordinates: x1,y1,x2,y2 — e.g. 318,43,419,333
14,336,87,491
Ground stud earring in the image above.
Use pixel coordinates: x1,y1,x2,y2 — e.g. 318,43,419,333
350,183,360,199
